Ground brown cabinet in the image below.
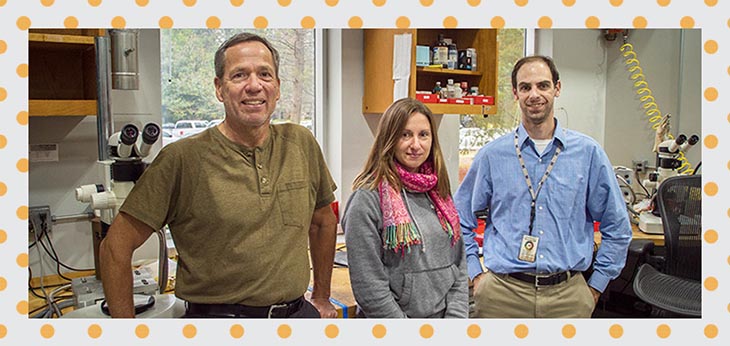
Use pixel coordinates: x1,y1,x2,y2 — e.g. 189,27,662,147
29,29,104,117
363,29,498,115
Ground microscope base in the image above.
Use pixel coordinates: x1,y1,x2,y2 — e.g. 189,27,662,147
71,268,158,309
638,212,663,235
62,294,185,318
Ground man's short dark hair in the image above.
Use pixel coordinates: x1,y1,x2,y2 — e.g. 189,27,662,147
511,55,560,89
214,32,280,79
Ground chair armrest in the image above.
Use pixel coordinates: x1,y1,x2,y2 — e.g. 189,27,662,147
629,239,654,256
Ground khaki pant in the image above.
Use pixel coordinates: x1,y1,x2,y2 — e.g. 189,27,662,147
472,270,595,318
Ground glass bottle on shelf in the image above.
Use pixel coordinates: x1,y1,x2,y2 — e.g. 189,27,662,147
446,79,462,99
447,42,458,70
432,34,448,67
432,81,442,96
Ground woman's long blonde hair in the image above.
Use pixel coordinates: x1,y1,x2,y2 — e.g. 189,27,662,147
352,98,451,198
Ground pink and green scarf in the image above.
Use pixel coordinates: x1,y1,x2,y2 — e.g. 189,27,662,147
378,161,461,255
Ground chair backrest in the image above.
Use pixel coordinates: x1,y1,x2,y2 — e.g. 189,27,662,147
656,174,702,280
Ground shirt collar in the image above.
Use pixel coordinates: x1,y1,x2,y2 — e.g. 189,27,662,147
516,118,566,149
211,123,274,157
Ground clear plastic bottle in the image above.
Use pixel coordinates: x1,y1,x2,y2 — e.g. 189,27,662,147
446,79,461,99
447,43,458,70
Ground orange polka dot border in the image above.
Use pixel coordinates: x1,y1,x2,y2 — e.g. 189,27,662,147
0,1,729,345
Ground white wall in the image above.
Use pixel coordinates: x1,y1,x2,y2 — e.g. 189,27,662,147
29,30,162,277
551,29,608,145
537,29,701,173
605,29,701,170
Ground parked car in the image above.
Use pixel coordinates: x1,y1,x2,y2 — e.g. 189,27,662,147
207,119,224,128
161,129,179,147
173,120,208,138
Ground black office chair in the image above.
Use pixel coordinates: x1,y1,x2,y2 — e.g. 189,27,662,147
633,174,702,317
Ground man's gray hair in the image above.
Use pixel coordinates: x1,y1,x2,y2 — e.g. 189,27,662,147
214,32,280,79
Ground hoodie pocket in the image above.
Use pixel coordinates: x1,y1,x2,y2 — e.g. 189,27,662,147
400,266,458,317
390,272,413,306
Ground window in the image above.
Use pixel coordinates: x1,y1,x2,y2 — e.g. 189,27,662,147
458,29,526,183
160,29,316,142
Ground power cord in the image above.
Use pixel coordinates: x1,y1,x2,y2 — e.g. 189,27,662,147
29,212,56,317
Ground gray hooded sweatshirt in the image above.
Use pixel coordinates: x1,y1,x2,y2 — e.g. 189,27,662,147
342,188,469,318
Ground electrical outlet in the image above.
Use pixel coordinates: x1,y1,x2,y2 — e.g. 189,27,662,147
29,205,52,237
632,160,648,174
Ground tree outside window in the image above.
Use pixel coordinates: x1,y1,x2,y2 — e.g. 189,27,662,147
458,29,525,183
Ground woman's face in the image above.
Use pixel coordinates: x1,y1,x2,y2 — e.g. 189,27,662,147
394,112,432,173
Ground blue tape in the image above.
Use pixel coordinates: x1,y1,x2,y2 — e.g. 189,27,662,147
308,286,349,318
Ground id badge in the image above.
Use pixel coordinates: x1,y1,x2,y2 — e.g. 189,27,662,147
518,235,539,262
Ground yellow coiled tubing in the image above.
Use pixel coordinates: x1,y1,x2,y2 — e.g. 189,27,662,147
620,43,693,174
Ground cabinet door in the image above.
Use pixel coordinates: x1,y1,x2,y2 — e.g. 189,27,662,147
362,29,416,114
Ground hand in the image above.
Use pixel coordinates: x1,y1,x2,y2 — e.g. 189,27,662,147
310,297,338,318
471,273,484,292
589,287,601,305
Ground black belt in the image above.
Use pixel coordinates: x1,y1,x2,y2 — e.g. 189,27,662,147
185,296,304,318
508,271,579,287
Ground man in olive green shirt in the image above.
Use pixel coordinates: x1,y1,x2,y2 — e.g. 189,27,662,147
99,32,338,318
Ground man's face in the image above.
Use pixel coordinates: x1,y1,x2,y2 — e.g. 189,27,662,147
214,41,280,129
512,60,561,126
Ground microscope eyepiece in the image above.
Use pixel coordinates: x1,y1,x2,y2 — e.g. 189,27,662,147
687,134,699,145
142,123,160,144
120,124,139,145
675,134,687,144
668,134,686,153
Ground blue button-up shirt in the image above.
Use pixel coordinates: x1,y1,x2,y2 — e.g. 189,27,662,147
454,120,632,292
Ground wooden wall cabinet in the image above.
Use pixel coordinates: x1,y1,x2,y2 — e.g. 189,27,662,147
363,29,498,115
29,29,104,117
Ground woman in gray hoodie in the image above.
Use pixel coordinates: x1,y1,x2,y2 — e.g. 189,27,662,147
342,98,469,318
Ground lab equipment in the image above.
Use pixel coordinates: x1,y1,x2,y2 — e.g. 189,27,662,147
74,122,169,312
76,122,160,228
110,29,140,90
62,294,185,318
637,126,699,234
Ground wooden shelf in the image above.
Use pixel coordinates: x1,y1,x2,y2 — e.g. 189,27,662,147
29,100,97,117
417,66,483,77
29,29,101,117
427,103,496,116
29,33,95,45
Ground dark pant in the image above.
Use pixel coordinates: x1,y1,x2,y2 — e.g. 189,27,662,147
183,297,321,318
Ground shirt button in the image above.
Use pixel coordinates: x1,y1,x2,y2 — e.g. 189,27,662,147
539,230,544,235
539,255,544,259
538,206,543,210
246,152,252,157
257,164,263,169
430,204,435,210
261,177,269,184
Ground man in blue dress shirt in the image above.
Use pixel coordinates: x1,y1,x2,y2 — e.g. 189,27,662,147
455,55,632,318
